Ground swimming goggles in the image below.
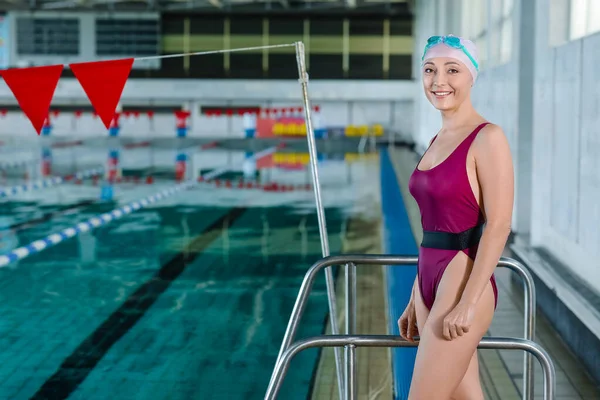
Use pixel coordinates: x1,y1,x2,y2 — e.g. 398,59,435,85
421,35,479,71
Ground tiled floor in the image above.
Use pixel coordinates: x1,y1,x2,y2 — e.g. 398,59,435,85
310,147,600,400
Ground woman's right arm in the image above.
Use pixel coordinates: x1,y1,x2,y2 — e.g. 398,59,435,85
410,275,418,300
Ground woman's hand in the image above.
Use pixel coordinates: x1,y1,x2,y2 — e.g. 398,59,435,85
398,298,418,343
442,301,476,340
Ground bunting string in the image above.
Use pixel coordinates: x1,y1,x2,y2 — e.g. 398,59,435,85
134,43,297,62
0,42,298,135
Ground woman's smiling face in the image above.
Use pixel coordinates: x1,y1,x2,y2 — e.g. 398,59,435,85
422,57,473,111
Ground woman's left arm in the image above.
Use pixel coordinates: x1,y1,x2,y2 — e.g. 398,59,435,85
442,124,514,340
460,124,514,305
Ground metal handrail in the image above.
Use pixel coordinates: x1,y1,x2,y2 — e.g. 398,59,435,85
268,254,536,400
265,335,556,400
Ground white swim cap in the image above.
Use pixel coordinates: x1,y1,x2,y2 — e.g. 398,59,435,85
421,35,479,82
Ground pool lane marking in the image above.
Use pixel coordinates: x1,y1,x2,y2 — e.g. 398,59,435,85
7,199,97,232
0,145,278,268
29,206,247,400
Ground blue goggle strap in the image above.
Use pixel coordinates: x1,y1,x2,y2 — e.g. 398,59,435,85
421,36,479,71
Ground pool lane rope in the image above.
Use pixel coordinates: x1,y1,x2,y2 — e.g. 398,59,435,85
0,139,166,197
0,166,105,198
0,180,197,268
0,159,38,170
0,145,278,268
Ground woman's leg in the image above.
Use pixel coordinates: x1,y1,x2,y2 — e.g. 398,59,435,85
451,351,485,400
415,287,485,400
408,252,495,400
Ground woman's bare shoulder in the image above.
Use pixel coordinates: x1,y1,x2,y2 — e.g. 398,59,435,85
474,123,511,155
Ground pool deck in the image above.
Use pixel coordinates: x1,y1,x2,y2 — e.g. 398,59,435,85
311,214,393,400
310,147,600,400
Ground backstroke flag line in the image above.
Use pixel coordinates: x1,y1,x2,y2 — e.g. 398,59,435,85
0,44,296,135
0,64,64,135
69,58,134,130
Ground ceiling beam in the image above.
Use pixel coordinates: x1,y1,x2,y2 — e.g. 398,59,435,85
163,0,225,10
40,0,83,9
28,0,409,13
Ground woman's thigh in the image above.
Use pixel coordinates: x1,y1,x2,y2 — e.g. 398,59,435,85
408,252,495,400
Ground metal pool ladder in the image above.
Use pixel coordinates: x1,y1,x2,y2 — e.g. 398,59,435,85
264,254,556,400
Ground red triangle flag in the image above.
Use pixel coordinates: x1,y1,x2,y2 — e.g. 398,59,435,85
0,64,63,135
70,58,134,129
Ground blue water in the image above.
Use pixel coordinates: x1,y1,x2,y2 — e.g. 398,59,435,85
0,142,382,399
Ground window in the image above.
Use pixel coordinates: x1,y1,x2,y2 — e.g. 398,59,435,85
16,17,79,56
499,0,514,64
348,55,383,79
586,0,600,35
570,0,588,40
457,0,515,69
461,0,488,68
487,0,503,66
499,18,513,64
551,0,600,46
549,0,570,46
96,18,159,56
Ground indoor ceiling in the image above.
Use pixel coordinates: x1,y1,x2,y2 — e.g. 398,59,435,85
1,0,414,14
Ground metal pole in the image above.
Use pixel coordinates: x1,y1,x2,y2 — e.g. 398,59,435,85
294,41,344,399
345,262,357,399
345,344,357,400
346,263,357,334
265,335,556,400
501,258,536,400
524,266,536,400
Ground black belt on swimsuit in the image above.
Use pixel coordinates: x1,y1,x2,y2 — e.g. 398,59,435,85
421,223,484,250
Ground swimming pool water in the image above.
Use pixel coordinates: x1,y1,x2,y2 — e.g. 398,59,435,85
0,142,380,399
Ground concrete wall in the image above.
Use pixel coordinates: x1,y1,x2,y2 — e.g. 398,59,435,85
413,0,600,293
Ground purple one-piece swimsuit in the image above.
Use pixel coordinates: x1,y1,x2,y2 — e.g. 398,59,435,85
408,122,498,310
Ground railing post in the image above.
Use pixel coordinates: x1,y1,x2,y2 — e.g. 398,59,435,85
345,262,357,399
523,265,535,400
499,258,536,400
345,344,357,400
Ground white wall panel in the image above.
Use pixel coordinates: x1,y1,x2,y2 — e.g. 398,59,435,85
530,0,555,248
550,40,581,240
316,102,348,128
578,34,600,258
350,101,391,126
392,100,414,136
